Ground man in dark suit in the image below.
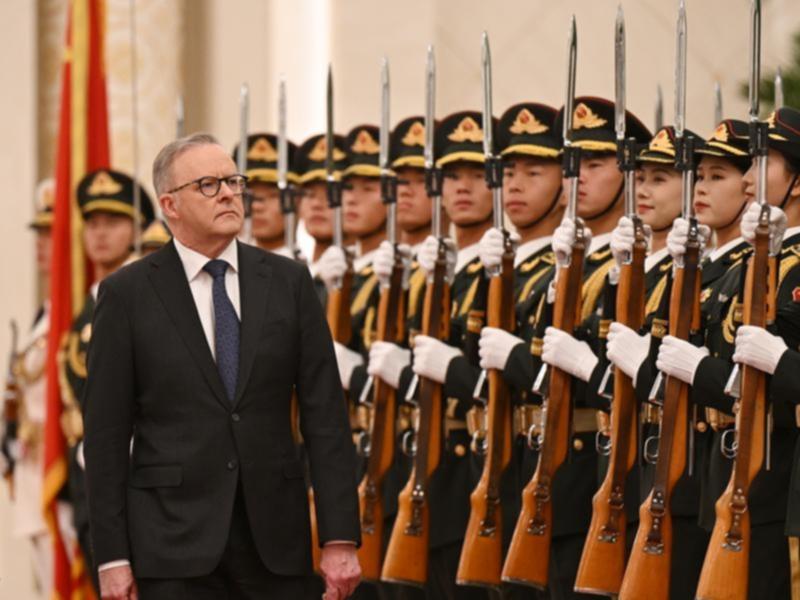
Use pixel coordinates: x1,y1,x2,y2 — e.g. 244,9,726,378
83,132,361,599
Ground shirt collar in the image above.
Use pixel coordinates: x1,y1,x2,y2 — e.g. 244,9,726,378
514,237,552,267
708,236,745,263
645,246,670,273
455,243,481,274
354,249,378,273
589,232,612,255
173,237,239,282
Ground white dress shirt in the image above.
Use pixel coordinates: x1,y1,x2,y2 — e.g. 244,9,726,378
173,237,242,359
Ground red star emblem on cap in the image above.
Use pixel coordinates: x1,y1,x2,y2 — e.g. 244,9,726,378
793,287,800,303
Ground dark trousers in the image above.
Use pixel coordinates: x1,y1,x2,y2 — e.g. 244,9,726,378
748,521,791,600
137,488,313,599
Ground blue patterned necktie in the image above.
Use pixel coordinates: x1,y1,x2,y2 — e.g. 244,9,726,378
203,259,239,403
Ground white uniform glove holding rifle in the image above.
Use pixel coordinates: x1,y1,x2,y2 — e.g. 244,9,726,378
479,227,520,270
733,325,788,375
333,342,364,390
741,202,787,256
317,246,348,289
373,240,412,289
418,235,456,281
666,217,711,262
541,326,599,383
412,335,462,384
607,322,650,384
547,217,592,303
479,327,525,371
610,216,651,283
367,341,411,388
655,335,709,385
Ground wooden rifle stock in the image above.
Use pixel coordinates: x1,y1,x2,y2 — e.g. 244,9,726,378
456,246,515,589
326,266,354,345
695,217,771,600
575,233,647,596
358,253,406,580
620,242,701,600
502,237,585,589
381,245,450,587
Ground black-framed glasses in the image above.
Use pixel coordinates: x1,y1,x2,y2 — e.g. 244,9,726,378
167,174,249,198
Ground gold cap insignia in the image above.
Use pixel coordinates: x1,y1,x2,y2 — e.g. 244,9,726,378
711,123,730,142
402,121,425,147
41,186,54,209
247,137,278,162
650,129,675,154
351,129,380,154
509,108,548,135
87,171,122,196
448,116,483,143
767,111,778,129
309,138,346,162
573,103,608,130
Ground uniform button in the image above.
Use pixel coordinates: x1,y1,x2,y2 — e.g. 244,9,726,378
227,460,238,470
231,413,240,422
696,421,708,433
573,438,584,451
454,444,467,457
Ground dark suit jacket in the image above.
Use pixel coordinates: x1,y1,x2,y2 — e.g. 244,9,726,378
83,240,359,579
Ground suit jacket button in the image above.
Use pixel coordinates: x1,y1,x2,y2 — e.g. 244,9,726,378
231,413,241,422
227,460,238,470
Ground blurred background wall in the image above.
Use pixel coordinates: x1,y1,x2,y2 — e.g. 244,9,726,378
1,0,799,596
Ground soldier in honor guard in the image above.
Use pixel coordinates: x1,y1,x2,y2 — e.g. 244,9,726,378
518,96,651,599
58,169,155,580
140,219,172,256
2,178,56,593
401,110,494,599
295,133,348,304
693,106,800,599
233,133,300,258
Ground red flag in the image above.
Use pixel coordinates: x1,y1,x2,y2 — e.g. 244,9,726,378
44,0,109,597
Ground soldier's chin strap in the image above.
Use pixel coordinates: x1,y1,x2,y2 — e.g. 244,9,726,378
519,185,563,230
779,172,800,210
584,181,624,222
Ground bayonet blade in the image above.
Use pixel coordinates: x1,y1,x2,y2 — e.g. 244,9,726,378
655,84,664,131
380,57,390,171
714,81,723,126
614,5,626,141
775,66,785,109
481,31,493,158
277,76,288,190
176,94,185,139
563,15,578,143
424,46,435,171
326,64,334,177
237,83,249,176
674,0,687,138
749,0,762,120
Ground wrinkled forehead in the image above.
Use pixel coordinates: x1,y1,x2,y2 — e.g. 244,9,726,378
174,143,237,180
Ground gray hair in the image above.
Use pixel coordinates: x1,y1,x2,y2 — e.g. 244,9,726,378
152,132,221,195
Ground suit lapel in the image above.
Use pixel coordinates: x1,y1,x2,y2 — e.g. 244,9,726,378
233,243,272,407
148,242,229,408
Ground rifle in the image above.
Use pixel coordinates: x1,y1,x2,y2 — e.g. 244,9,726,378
696,1,773,597
574,8,646,595
620,5,703,597
456,32,514,591
237,83,253,245
381,46,448,587
502,17,584,589
356,58,405,581
654,85,664,132
2,320,20,493
324,65,354,344
714,82,723,128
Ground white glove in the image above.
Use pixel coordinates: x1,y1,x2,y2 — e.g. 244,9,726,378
373,240,412,289
666,218,711,262
607,322,650,383
479,327,525,371
479,227,520,271
655,335,709,385
334,341,364,390
412,335,463,383
417,235,456,280
741,202,787,256
553,218,592,268
541,326,599,382
611,216,651,268
733,325,788,375
317,246,348,289
367,341,411,388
